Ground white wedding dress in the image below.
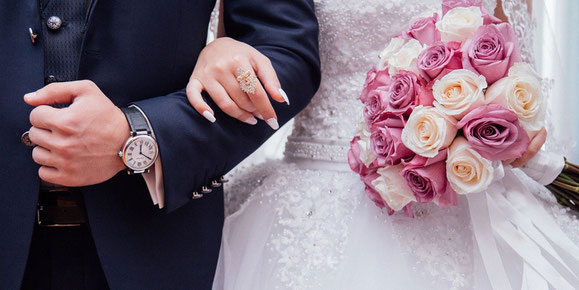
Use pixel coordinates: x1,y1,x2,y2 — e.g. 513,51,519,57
213,1,579,289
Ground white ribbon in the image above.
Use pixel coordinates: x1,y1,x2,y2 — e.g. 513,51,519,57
467,156,579,290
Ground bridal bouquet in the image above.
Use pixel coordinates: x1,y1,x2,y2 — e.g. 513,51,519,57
348,0,551,216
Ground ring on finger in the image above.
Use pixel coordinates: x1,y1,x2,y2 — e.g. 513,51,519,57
236,67,257,95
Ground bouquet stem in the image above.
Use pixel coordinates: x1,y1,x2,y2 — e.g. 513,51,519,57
548,158,579,212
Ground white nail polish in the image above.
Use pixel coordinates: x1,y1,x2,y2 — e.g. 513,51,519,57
279,88,290,105
24,92,36,101
202,111,216,123
266,118,279,130
244,117,258,125
254,113,264,120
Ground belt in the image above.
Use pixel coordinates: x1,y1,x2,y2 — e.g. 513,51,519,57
37,187,87,227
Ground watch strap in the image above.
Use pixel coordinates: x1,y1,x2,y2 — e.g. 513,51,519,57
121,105,151,135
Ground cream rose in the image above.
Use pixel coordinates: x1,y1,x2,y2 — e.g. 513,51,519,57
436,6,483,43
357,121,377,167
433,69,488,119
446,137,494,194
378,37,406,68
485,62,546,131
401,106,458,158
387,39,424,75
372,165,416,211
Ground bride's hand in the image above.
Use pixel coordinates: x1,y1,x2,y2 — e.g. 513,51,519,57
186,37,289,129
504,127,547,168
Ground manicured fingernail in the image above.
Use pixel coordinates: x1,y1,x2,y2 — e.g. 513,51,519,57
266,118,279,130
202,111,216,123
243,117,258,125
24,92,36,101
254,113,264,120
279,88,290,105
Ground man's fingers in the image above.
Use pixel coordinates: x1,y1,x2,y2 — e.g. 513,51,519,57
32,146,58,167
204,80,257,125
24,80,94,106
28,126,54,150
511,127,548,168
186,78,216,123
29,105,60,129
251,52,288,105
38,166,60,184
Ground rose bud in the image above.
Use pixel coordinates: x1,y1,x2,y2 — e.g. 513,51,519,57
360,66,392,104
485,63,546,132
446,137,494,194
401,106,458,158
371,165,416,211
404,14,441,46
458,104,530,161
363,87,389,126
370,116,415,166
417,41,463,81
386,70,425,116
432,69,488,119
462,23,522,85
401,151,458,208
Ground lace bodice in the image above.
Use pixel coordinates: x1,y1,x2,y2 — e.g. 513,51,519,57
285,0,498,161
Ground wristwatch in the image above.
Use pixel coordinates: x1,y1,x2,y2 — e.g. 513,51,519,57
118,105,159,174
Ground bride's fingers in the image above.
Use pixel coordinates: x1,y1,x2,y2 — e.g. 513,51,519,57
251,52,288,105
217,74,257,113
204,80,258,125
186,78,216,123
237,63,279,130
511,127,547,168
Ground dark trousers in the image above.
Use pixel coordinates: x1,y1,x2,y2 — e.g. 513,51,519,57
21,224,109,290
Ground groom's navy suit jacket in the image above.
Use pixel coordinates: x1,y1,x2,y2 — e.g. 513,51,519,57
0,0,320,288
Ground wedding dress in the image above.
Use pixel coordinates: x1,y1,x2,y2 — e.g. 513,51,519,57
213,0,579,289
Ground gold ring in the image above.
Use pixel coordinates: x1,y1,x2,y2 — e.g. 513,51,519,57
236,68,257,94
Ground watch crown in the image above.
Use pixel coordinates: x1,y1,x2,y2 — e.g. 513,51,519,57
118,151,123,158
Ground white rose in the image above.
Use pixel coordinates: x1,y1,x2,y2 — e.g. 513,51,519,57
357,121,377,167
372,165,416,211
436,7,483,43
433,69,488,119
378,37,406,68
486,63,546,131
387,39,424,75
446,137,494,194
401,106,458,158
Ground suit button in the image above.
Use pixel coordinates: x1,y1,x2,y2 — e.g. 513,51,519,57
46,75,57,83
21,131,36,147
46,16,62,30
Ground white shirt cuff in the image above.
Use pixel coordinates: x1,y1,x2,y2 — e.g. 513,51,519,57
142,157,165,209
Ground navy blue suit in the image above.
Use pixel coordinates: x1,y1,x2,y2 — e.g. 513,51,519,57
0,0,320,289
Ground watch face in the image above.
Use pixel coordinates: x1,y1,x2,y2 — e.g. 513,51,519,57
123,135,158,171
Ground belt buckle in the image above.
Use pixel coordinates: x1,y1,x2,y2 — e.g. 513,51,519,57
37,188,86,227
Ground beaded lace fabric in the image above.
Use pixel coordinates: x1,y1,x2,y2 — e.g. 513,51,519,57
217,1,579,289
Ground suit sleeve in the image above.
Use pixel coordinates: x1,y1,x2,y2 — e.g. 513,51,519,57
132,0,320,212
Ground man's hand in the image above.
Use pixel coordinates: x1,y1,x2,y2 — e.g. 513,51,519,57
25,80,130,187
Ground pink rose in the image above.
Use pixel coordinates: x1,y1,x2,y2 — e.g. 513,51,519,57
401,150,458,208
462,23,522,85
348,136,377,176
360,66,392,103
370,116,415,166
385,70,425,116
403,14,441,46
442,0,482,15
361,172,394,214
417,41,462,82
363,87,388,125
458,104,530,161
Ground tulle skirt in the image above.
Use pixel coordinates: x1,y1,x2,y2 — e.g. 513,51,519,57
213,160,579,290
